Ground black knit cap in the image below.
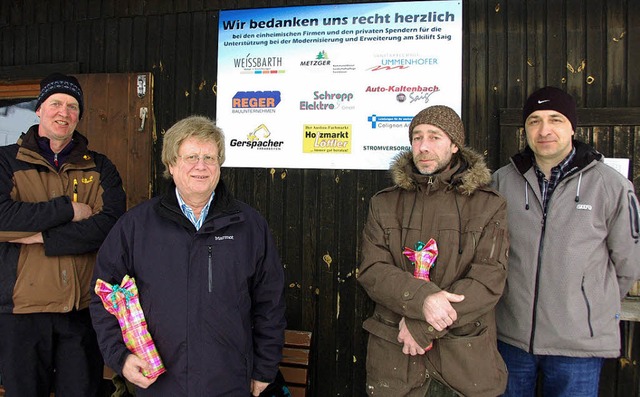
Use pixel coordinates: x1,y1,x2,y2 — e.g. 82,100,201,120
523,86,576,131
35,73,84,119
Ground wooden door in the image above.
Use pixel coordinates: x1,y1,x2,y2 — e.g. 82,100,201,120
74,73,154,209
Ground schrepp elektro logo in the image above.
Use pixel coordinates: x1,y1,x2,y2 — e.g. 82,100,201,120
300,90,354,111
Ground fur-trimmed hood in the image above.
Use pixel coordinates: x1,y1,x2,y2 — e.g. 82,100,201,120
389,146,493,195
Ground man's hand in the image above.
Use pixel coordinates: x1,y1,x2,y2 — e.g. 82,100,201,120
422,290,465,331
9,233,43,245
122,354,158,389
251,379,269,396
71,201,92,221
398,317,432,355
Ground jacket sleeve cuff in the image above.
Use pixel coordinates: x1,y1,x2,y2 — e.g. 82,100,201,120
404,316,447,347
402,281,441,320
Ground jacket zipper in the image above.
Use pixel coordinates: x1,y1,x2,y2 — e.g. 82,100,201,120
529,209,547,353
208,245,213,293
580,276,594,337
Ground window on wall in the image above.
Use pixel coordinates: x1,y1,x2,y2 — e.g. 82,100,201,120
0,82,39,146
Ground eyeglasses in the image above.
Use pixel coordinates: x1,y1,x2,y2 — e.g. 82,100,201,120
177,154,220,165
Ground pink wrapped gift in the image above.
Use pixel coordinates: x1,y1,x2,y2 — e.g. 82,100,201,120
95,275,166,378
403,238,438,281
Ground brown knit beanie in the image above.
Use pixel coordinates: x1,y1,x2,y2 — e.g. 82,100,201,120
408,105,465,147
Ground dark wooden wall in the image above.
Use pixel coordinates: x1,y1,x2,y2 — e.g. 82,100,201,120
2,1,640,396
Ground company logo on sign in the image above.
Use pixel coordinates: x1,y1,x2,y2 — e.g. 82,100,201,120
367,55,439,71
300,50,331,67
233,54,285,74
300,90,354,111
367,114,413,129
365,85,441,105
232,91,281,114
229,124,284,151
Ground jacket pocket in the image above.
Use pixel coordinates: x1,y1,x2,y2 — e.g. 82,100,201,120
363,317,426,395
428,324,507,397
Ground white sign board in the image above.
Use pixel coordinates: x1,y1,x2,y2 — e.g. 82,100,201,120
217,1,462,170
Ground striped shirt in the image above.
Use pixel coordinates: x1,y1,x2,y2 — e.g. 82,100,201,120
175,187,215,230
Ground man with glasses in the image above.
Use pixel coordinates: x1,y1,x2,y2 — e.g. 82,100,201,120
90,115,286,396
0,72,126,396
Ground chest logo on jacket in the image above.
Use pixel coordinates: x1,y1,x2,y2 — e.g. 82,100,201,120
576,204,593,211
215,235,235,241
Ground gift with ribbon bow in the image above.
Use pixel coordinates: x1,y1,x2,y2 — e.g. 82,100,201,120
403,238,438,281
95,275,166,378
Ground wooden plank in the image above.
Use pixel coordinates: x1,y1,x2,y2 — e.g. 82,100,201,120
545,0,565,87
280,366,308,386
606,0,626,107
581,0,602,108
565,0,586,101
285,329,312,347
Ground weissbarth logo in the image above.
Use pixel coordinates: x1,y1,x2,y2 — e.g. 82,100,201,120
300,90,354,111
232,91,281,114
367,114,413,129
229,124,284,151
576,204,593,211
300,50,331,67
233,53,285,74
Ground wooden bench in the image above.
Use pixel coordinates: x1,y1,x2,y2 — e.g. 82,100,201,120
101,329,312,396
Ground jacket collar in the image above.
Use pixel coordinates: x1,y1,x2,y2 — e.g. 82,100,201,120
18,125,94,168
511,140,602,177
157,179,240,232
389,146,493,195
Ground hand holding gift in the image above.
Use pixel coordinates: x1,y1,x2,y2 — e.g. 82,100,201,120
95,275,166,378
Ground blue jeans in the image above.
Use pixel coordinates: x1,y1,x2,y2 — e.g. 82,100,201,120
498,341,604,397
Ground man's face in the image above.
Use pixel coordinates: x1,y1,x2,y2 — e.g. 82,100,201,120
411,124,459,175
169,136,221,200
35,93,80,147
524,110,574,165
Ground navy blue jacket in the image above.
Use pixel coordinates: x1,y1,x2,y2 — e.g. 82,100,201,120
90,180,286,396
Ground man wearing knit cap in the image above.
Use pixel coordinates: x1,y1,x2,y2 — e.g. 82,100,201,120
492,86,640,396
0,73,126,396
359,105,509,396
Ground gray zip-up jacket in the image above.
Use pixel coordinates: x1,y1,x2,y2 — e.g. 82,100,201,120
492,141,640,358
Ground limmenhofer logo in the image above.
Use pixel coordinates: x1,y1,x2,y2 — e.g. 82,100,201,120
367,114,413,129
229,124,284,151
366,57,439,72
232,91,281,114
300,90,354,110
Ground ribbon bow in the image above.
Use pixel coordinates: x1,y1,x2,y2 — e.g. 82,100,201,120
403,238,438,281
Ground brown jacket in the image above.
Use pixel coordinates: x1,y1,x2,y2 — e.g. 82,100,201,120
358,148,508,397
0,126,125,313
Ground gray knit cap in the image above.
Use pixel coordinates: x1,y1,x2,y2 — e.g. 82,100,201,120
408,105,465,147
